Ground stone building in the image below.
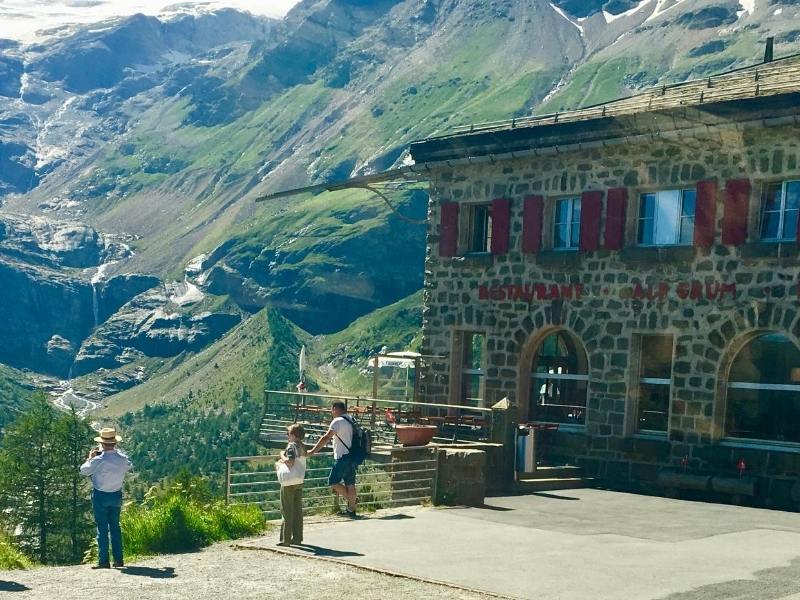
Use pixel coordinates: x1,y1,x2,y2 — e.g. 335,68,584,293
408,54,800,508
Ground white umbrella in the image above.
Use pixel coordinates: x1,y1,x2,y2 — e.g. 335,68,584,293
298,345,307,385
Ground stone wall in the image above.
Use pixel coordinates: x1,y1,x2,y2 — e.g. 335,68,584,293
419,121,800,509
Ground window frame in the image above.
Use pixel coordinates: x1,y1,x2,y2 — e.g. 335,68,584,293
636,188,696,247
461,202,493,254
552,196,582,251
459,331,486,408
529,330,589,429
759,180,800,243
632,333,675,435
723,332,800,446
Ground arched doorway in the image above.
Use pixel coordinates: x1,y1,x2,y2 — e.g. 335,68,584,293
529,329,588,426
725,332,800,443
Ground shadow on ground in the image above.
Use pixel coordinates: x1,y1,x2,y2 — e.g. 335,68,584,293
477,504,514,511
0,580,30,592
656,557,800,600
119,566,176,578
291,544,364,558
530,492,581,501
374,513,414,521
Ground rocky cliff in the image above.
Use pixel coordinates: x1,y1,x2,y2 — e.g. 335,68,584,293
0,213,239,378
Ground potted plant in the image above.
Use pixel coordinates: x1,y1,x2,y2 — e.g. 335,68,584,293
395,424,438,446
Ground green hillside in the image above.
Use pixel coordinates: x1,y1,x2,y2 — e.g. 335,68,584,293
103,309,306,490
0,364,35,434
99,289,421,491
316,290,423,396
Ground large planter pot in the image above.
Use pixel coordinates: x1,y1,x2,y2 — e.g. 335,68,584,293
395,424,438,447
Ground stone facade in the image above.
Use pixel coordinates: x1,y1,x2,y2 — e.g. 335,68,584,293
417,121,800,509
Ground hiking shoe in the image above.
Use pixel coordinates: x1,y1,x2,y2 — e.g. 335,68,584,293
113,561,124,568
92,563,111,569
345,508,357,519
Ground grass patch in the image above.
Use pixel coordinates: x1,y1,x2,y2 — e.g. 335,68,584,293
0,534,34,570
119,477,268,559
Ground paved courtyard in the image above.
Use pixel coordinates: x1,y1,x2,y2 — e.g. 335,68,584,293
243,489,800,600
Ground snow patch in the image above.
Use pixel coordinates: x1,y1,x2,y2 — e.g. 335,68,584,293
645,0,687,22
773,7,781,14
186,253,208,275
169,279,204,306
0,1,298,42
548,2,584,35
737,0,755,17
603,0,653,22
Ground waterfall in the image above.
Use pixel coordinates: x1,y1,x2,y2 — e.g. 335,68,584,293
92,282,100,328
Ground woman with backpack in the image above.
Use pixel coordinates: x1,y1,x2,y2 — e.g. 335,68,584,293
276,423,307,545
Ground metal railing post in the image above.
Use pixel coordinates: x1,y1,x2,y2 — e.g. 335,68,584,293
226,457,232,505
431,448,440,505
372,356,379,400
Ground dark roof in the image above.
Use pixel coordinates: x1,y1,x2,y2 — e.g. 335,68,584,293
410,53,800,164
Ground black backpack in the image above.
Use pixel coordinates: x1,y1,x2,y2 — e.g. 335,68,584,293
338,415,372,465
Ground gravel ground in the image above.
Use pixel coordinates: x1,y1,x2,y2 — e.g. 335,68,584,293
0,534,495,600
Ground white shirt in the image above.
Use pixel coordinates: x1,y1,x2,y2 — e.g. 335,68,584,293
329,416,353,459
80,449,132,492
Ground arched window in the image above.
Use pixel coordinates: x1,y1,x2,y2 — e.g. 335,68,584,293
726,332,800,443
530,330,588,425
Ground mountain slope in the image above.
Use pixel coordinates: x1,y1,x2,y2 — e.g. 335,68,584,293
0,364,35,433
3,0,797,337
316,289,423,396
0,0,798,448
105,308,305,487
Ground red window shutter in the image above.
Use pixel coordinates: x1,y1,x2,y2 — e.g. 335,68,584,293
722,179,750,246
439,202,459,257
491,198,511,255
605,187,627,250
694,179,717,248
579,191,602,252
522,195,543,253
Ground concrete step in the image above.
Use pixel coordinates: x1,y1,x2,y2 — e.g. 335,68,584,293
515,476,596,493
518,465,584,480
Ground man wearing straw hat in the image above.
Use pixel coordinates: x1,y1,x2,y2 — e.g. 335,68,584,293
80,427,132,569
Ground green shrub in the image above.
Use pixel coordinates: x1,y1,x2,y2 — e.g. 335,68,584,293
119,478,267,559
0,534,34,570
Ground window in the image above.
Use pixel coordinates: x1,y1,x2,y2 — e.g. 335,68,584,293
464,204,493,253
461,332,485,407
530,331,587,425
553,197,581,250
726,333,800,444
636,335,673,433
760,181,799,241
638,189,696,246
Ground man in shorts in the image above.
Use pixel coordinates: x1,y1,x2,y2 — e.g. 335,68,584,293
307,401,357,517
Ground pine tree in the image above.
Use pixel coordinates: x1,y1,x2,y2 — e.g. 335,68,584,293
0,393,94,564
53,406,94,563
0,393,61,563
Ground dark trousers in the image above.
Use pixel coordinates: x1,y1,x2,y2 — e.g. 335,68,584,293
279,484,303,544
92,489,123,565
